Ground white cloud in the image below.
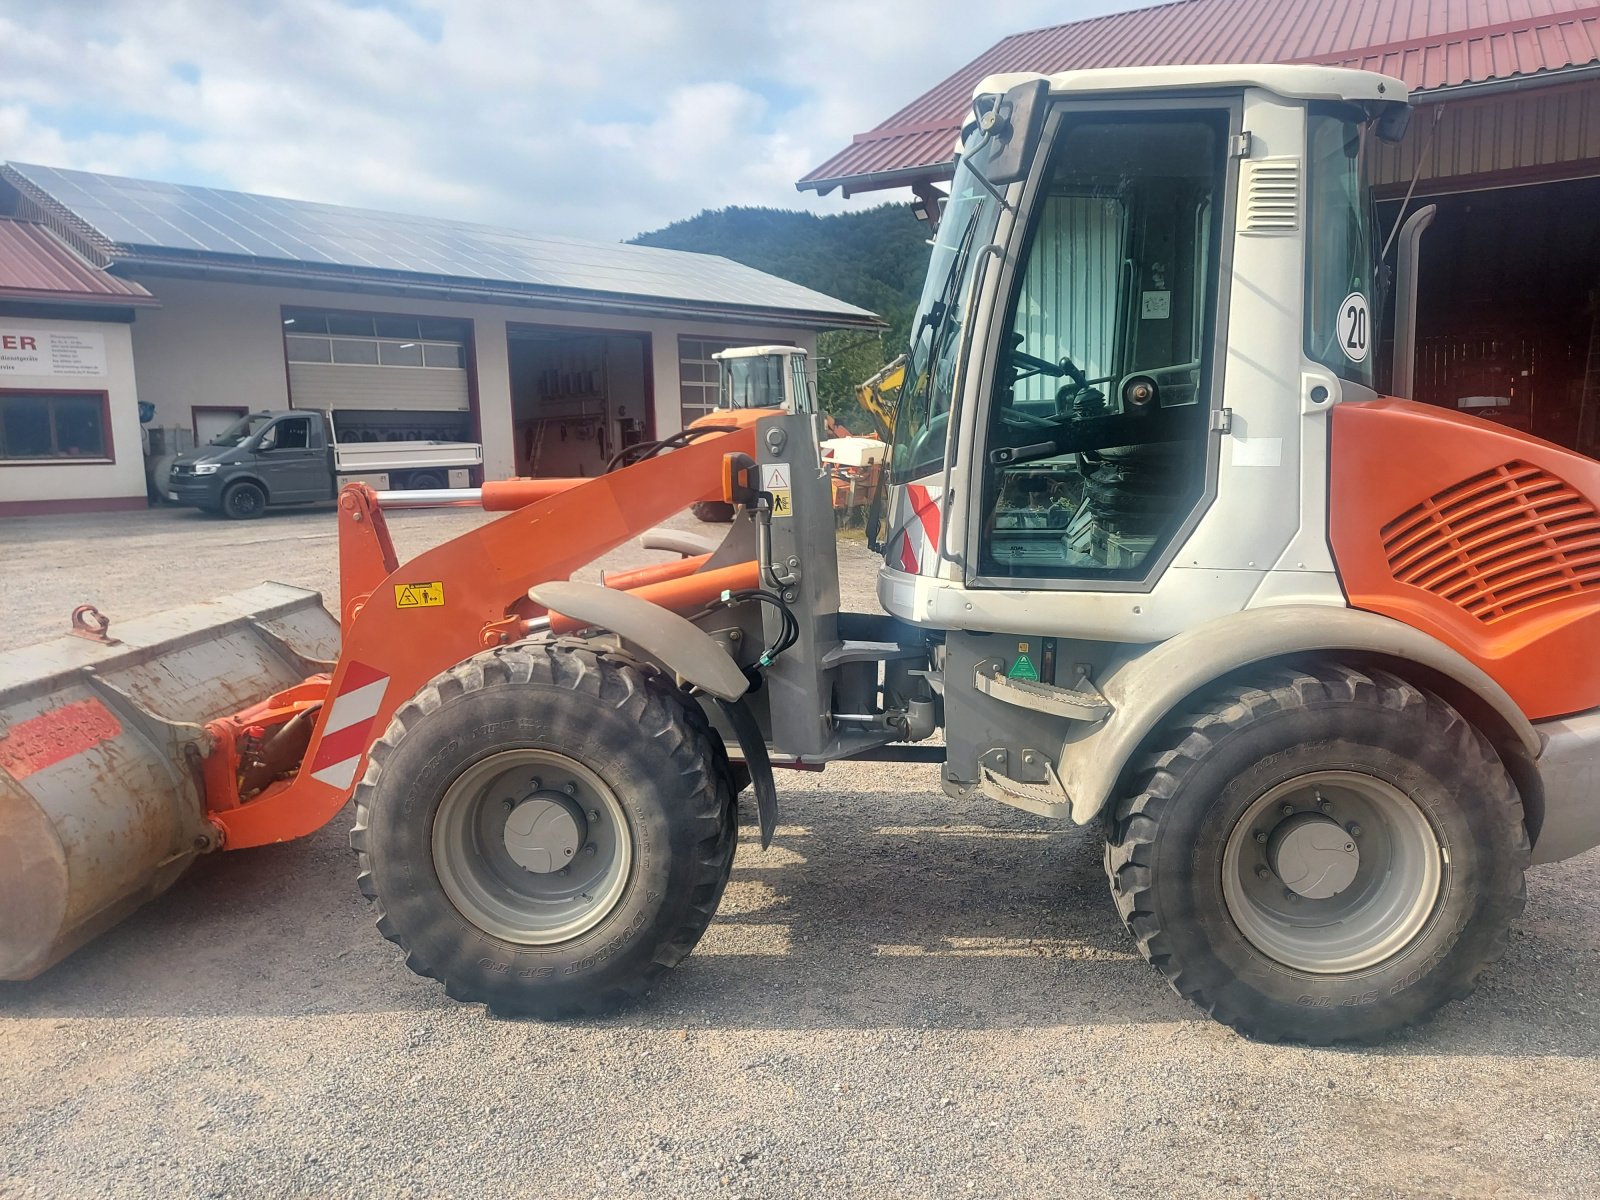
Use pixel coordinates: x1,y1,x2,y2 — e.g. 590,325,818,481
0,0,1150,241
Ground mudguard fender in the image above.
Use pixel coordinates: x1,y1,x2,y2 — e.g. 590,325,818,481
530,581,777,847
532,581,750,701
713,696,778,849
640,530,720,558
1059,604,1541,826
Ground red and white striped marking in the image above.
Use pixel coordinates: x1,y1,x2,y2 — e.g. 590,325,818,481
307,661,390,791
890,483,943,576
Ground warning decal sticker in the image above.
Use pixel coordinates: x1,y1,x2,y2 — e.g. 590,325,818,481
1007,654,1040,682
395,581,446,608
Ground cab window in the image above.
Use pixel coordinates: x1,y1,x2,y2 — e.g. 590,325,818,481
260,417,311,451
977,110,1228,581
789,354,814,414
1305,105,1375,388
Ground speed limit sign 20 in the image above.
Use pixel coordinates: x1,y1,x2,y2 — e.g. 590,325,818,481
1339,291,1370,363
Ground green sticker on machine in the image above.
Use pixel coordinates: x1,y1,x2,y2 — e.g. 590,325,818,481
1007,654,1039,682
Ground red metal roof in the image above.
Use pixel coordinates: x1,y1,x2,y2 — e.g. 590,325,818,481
802,0,1600,193
0,218,157,306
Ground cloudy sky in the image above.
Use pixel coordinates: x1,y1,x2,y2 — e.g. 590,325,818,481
0,0,1155,242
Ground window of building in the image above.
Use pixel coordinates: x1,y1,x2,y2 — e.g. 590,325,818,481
678,336,777,425
282,308,470,370
0,391,111,461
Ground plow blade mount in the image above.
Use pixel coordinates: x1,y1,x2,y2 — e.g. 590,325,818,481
0,583,339,981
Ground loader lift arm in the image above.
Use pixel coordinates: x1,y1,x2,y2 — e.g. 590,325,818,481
209,419,762,849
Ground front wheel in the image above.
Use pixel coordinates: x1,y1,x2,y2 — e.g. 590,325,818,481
1105,663,1528,1043
221,480,266,519
352,644,737,1016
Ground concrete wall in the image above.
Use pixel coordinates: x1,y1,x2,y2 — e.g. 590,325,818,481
0,315,146,512
125,275,818,481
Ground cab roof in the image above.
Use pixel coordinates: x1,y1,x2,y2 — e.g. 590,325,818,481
712,345,809,360
976,63,1409,106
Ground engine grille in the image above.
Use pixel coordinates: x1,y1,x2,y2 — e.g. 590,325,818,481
1382,461,1600,623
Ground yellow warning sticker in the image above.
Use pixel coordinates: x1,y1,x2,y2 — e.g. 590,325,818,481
769,487,792,516
395,581,446,608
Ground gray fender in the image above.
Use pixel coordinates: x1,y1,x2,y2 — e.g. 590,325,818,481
1058,604,1541,826
530,581,748,701
530,581,779,848
222,473,271,499
639,529,720,558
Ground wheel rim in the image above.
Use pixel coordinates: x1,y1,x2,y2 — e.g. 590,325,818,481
432,749,632,945
1220,770,1443,974
231,488,260,515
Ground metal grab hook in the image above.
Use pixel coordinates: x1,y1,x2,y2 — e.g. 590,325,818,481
69,604,120,645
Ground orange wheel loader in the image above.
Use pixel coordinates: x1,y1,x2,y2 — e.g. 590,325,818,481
6,65,1600,1043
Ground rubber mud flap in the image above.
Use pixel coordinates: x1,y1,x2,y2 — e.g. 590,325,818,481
715,697,776,848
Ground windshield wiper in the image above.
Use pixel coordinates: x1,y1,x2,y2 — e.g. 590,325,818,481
903,211,984,413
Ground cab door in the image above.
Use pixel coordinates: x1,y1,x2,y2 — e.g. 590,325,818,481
255,415,329,503
968,104,1234,589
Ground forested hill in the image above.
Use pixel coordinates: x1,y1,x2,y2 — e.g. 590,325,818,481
629,204,931,423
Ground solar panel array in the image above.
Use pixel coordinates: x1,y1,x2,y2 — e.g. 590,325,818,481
6,163,876,320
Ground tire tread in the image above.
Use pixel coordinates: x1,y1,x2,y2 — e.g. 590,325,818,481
351,641,738,1017
1104,663,1528,1044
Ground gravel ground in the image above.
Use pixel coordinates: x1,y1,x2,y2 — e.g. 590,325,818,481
2,503,1598,1199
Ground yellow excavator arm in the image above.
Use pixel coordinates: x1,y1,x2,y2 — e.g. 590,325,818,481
855,354,906,443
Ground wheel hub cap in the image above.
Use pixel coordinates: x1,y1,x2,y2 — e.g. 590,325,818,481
1220,770,1444,974
503,797,584,874
431,749,632,945
1269,815,1359,899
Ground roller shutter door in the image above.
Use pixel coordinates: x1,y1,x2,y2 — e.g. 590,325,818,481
287,363,469,412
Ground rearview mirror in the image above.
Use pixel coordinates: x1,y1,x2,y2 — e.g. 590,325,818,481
1373,100,1412,144
979,79,1049,185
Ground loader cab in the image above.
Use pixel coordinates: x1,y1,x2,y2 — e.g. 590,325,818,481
712,346,816,415
882,66,1404,637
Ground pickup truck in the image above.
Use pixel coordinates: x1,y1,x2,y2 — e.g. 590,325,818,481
167,409,482,519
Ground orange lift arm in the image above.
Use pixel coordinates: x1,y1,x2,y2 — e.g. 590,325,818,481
211,421,759,849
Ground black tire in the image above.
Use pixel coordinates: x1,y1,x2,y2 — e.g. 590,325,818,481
404,470,446,491
221,480,267,520
351,643,737,1017
1104,663,1528,1044
690,500,735,524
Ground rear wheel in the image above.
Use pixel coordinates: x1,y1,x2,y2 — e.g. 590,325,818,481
690,500,735,524
404,470,446,491
221,480,266,520
352,643,737,1016
1104,663,1528,1043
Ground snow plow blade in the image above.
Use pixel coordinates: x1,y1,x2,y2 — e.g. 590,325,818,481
0,583,338,981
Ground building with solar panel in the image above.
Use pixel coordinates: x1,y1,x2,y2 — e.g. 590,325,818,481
0,163,878,516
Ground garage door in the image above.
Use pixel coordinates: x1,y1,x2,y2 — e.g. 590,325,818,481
284,311,470,413
287,358,469,411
